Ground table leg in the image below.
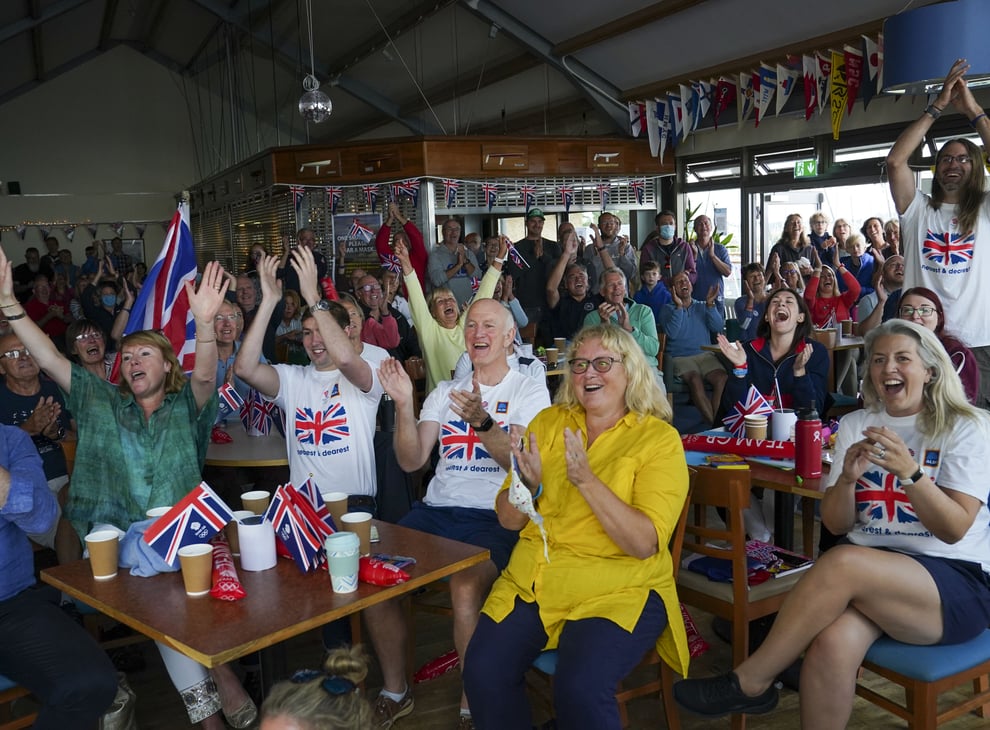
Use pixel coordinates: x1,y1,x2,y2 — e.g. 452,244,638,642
259,643,288,696
774,491,795,551
801,497,816,558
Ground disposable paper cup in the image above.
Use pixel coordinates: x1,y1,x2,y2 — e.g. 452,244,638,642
237,515,277,571
841,319,853,337
241,490,271,515
85,530,119,580
325,532,361,594
178,544,214,596
771,409,798,442
340,512,373,556
145,506,171,519
544,347,559,367
553,337,567,352
226,510,255,556
321,491,349,530
743,415,768,441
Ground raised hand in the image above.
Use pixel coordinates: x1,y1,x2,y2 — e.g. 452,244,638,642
394,237,412,274
510,424,542,493
705,284,719,308
257,254,282,303
290,245,321,306
935,59,972,113
450,380,489,429
716,333,746,366
186,261,229,323
794,341,812,376
563,428,594,489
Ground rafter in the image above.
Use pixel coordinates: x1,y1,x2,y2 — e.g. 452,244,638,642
139,0,172,51
0,0,88,46
98,0,120,51
30,0,45,82
552,0,706,56
397,54,539,117
0,47,105,107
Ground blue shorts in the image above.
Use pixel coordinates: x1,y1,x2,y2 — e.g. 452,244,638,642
399,502,518,571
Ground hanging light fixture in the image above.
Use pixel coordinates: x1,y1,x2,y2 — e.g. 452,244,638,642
298,0,332,123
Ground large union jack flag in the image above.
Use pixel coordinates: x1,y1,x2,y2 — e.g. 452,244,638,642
348,218,374,242
295,403,349,445
922,230,975,267
441,419,491,461
856,470,919,523
143,481,234,566
722,385,774,438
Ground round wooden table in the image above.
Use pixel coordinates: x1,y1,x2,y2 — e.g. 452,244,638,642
205,427,288,467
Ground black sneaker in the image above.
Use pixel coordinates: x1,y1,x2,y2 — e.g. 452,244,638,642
673,671,778,717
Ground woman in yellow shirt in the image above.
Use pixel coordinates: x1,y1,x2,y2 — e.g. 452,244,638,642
463,323,690,729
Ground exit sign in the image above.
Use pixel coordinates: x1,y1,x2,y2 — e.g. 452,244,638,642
794,160,818,178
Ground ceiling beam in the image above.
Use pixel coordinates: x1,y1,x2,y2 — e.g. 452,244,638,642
463,0,629,134
30,0,45,82
468,96,598,136
139,0,172,51
0,47,105,107
188,0,439,135
624,19,884,101
0,0,89,45
98,0,120,50
552,0,707,56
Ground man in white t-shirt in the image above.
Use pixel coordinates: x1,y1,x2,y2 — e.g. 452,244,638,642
234,249,383,513
887,59,990,407
364,298,551,728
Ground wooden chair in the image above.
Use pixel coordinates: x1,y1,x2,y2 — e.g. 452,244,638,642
675,466,807,729
530,469,696,728
854,629,990,728
519,322,537,344
0,675,36,730
403,357,426,417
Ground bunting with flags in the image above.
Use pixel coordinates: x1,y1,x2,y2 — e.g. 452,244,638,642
803,55,818,120
658,97,673,163
559,185,574,212
645,99,661,158
596,182,611,212
362,184,379,210
289,186,306,213
829,49,847,140
121,201,197,372
861,35,880,110
520,184,537,213
844,44,864,115
738,72,756,125
629,179,646,206
679,83,695,140
776,62,801,116
692,80,712,131
482,183,498,212
816,53,832,116
326,186,343,213
756,64,777,125
668,92,683,150
63,226,75,242
713,77,736,129
393,179,420,207
442,179,459,208
628,101,647,138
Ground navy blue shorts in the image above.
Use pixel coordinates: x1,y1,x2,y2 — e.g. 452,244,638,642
399,502,518,571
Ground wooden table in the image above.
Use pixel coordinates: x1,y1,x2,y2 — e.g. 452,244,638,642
205,427,288,467
748,461,829,557
41,522,488,668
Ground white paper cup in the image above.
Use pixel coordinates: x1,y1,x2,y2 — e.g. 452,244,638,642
145,506,171,519
771,409,798,442
226,510,255,556
178,544,214,597
85,530,119,580
325,532,360,593
340,512,373,556
237,515,277,571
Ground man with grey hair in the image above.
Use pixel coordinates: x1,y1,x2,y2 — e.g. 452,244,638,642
582,266,660,370
428,218,480,307
364,297,551,728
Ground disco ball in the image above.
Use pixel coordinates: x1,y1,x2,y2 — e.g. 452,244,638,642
299,74,332,123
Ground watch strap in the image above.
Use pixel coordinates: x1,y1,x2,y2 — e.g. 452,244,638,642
474,415,495,432
900,465,925,485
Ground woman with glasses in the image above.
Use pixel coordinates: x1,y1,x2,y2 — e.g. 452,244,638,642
464,324,690,729
66,319,114,380
898,287,980,404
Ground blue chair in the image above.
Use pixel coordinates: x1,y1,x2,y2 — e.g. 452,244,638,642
0,674,36,730
855,629,990,728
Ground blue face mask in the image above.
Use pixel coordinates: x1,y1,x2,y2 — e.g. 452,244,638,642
101,294,117,307
659,224,676,239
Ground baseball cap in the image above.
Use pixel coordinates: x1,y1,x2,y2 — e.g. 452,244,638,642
526,208,545,220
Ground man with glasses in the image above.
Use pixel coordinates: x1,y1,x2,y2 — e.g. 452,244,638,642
855,255,905,337
583,267,661,371
428,218,480,307
888,58,990,408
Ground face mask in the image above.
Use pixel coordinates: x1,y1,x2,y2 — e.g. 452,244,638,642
101,294,117,307
659,224,676,239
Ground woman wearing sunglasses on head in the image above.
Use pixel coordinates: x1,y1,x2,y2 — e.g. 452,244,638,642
463,324,690,729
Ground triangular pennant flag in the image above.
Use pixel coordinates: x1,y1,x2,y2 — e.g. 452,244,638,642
861,35,879,110
645,99,661,157
289,186,305,212
776,62,800,116
738,72,756,125
829,49,847,140
442,179,459,208
679,83,695,141
15,226,26,240
85,224,98,239
844,45,863,116
692,80,712,131
877,31,884,93
803,54,818,121
362,184,379,210
713,77,736,129
325,186,343,213
481,183,497,212
596,182,611,212
112,222,124,237
519,184,536,213
395,179,420,207
816,53,832,116
558,185,573,212
668,92,683,150
756,64,777,126
39,227,50,240
63,226,75,242
135,224,146,239
658,97,672,163
629,179,645,206
628,101,646,138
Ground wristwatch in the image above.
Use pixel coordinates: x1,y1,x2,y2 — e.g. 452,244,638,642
900,465,925,486
474,415,495,432
312,299,332,312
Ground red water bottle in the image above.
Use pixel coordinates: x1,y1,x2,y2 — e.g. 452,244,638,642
795,407,823,479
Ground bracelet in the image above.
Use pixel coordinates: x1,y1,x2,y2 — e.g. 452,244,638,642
0,303,19,310
196,338,216,343
971,113,988,128
122,307,131,313
493,256,506,265
533,483,543,500
732,367,748,378
924,104,943,120
5,312,25,321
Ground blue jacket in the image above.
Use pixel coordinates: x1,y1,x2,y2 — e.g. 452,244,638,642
722,337,828,415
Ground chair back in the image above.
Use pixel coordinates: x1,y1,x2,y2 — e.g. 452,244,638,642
403,357,427,416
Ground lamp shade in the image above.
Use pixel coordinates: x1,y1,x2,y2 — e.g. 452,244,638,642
883,0,990,95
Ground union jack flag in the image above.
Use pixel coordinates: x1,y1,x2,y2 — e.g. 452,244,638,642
143,481,234,567
856,470,919,523
470,276,480,293
482,183,498,212
120,201,197,372
722,386,774,438
520,184,537,213
922,230,975,267
596,182,611,211
629,179,646,206
506,240,531,269
380,252,402,274
241,390,281,435
289,185,306,212
348,218,374,242
362,184,379,210
443,178,459,208
296,478,334,531
394,178,421,206
559,185,574,212
440,419,491,461
217,382,244,421
325,186,343,213
295,402,349,445
266,486,325,572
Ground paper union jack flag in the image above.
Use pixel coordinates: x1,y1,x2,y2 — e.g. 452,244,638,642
295,403,349,445
348,218,374,242
380,252,402,274
266,486,325,572
559,185,574,212
506,240,530,269
289,185,306,212
394,178,421,206
520,184,537,213
241,390,282,436
922,230,975,267
362,184,379,209
443,178,459,208
325,186,343,213
296,478,334,531
440,419,491,461
596,182,611,211
722,386,774,438
143,482,234,566
470,276,480,293
856,470,919,523
629,179,646,206
217,382,244,421
482,183,498,212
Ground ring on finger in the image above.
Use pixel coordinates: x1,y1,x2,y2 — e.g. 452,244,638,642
875,445,886,459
